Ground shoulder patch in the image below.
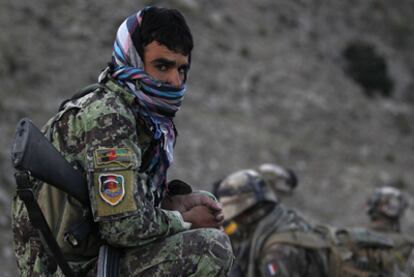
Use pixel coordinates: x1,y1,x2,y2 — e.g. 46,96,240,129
98,173,125,206
92,169,138,219
94,148,133,168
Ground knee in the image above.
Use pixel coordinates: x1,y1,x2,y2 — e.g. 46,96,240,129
191,228,234,273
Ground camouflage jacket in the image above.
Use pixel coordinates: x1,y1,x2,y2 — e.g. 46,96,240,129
12,79,191,276
229,204,328,277
313,224,413,277
368,224,414,276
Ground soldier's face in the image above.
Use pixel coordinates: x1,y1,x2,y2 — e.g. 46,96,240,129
143,41,189,88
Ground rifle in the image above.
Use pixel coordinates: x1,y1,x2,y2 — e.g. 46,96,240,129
12,118,88,204
11,118,119,277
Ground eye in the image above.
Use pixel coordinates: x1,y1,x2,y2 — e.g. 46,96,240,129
178,65,189,75
156,64,168,72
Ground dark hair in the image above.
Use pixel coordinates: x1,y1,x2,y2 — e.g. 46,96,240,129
132,6,193,60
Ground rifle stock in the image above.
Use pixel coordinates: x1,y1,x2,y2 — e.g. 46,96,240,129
11,118,89,205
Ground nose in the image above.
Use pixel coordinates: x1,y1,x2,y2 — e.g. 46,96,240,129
167,70,182,88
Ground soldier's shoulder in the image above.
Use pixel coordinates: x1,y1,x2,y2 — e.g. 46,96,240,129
81,84,131,113
47,82,136,137
66,83,134,125
270,229,329,248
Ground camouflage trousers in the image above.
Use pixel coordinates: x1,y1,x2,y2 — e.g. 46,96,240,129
120,228,234,276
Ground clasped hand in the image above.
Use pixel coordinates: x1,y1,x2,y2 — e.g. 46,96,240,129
161,193,224,229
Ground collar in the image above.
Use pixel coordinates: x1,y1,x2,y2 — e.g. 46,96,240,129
104,79,137,107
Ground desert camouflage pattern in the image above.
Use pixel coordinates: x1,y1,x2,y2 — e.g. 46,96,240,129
218,169,278,221
367,226,414,276
217,164,298,223
365,186,413,276
217,166,327,277
256,163,297,195
259,243,327,277
12,78,233,276
228,205,328,277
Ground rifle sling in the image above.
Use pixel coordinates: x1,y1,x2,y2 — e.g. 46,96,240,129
15,171,77,277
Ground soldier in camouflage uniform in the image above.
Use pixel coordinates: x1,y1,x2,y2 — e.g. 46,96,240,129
12,6,233,276
215,164,329,277
317,185,414,277
365,186,414,276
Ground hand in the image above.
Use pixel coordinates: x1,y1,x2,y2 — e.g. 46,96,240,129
182,205,222,229
161,193,223,214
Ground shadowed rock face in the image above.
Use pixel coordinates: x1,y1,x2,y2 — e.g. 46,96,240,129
342,40,394,98
1,0,414,275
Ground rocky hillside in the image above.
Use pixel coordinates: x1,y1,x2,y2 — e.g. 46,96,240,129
1,0,413,275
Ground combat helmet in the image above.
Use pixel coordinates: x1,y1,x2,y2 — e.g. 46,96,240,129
216,164,297,222
215,169,277,222
257,163,298,195
366,186,409,220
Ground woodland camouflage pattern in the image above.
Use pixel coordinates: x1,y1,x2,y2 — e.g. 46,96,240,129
120,228,233,276
11,79,233,276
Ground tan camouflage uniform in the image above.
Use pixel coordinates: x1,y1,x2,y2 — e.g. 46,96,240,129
367,224,414,276
12,78,233,276
217,168,328,277
365,186,414,276
229,207,328,277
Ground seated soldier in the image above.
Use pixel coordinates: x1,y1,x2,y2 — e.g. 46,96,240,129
214,163,329,277
365,186,414,275
216,165,413,277
11,6,233,276
315,185,413,277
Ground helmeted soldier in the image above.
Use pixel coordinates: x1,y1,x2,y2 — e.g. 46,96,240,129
323,186,414,277
215,164,328,277
310,185,413,277
366,186,409,233
11,6,233,276
365,186,414,276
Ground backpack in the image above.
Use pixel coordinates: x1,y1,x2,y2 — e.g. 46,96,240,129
263,225,400,277
12,82,159,276
316,225,398,277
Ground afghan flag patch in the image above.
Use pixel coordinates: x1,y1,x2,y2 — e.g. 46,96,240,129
98,173,125,206
94,148,133,167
